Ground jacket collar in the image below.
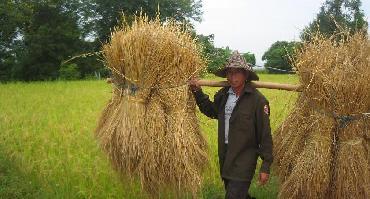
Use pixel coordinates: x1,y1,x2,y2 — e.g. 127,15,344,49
243,82,255,93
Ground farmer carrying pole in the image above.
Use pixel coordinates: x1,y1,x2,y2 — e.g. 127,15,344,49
189,51,273,199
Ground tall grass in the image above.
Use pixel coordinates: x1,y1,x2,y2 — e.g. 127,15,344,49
0,74,298,198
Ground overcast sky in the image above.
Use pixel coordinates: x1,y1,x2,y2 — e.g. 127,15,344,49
194,0,370,65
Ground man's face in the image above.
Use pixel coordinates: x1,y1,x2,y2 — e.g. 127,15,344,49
226,68,248,88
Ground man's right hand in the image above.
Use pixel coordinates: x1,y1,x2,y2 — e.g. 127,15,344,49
188,77,201,92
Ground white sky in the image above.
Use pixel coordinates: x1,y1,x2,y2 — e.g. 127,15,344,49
194,0,370,65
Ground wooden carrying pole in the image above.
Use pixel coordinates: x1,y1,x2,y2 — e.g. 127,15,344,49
197,80,302,92
106,78,302,92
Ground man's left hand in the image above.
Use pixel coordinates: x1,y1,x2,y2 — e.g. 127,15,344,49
258,172,269,185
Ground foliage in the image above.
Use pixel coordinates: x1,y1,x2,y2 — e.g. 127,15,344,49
196,34,256,74
93,0,203,43
0,0,203,82
0,1,30,82
208,47,233,73
242,52,256,65
262,41,300,74
301,0,368,41
196,34,232,73
21,2,83,81
59,64,81,80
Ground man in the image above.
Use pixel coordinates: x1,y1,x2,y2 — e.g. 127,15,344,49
189,51,273,199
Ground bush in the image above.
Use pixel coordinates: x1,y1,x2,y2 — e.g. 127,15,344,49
59,64,80,80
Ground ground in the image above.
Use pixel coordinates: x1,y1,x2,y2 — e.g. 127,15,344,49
0,74,298,198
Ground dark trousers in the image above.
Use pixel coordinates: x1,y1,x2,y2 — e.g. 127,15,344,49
223,178,253,199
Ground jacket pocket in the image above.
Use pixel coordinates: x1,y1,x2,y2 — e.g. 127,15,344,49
239,112,252,120
236,112,254,130
235,111,257,147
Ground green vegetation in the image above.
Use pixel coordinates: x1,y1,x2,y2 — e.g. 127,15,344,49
0,74,298,198
197,34,256,74
1,0,368,82
262,0,368,73
59,64,81,80
0,0,202,81
262,41,300,73
301,0,368,41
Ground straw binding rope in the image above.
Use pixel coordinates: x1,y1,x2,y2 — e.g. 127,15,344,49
302,94,369,129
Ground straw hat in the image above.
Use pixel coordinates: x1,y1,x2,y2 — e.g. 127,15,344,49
214,51,259,81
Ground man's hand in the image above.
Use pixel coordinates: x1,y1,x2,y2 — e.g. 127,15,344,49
258,172,269,185
188,77,201,92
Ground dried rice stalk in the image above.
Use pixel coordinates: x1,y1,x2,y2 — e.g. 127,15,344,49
273,97,312,180
95,15,208,197
278,115,333,199
331,120,369,199
274,32,370,198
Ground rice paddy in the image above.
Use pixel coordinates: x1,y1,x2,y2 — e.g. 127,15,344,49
0,74,298,198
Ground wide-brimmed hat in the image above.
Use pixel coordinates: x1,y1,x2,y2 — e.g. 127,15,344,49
214,51,259,81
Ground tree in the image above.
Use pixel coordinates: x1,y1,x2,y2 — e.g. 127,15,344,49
262,41,300,74
93,0,203,43
17,1,83,81
196,34,257,74
0,1,31,81
301,0,368,41
242,52,256,65
196,34,232,74
0,0,203,81
0,0,91,81
208,47,233,73
59,63,81,80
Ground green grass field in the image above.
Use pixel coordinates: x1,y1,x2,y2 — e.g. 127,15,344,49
0,74,298,198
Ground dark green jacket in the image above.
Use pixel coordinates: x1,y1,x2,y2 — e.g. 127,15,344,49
193,82,273,181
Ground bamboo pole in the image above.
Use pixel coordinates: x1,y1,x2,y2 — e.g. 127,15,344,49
197,80,302,92
106,78,302,92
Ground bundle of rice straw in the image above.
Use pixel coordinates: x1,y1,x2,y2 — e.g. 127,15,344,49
273,31,370,199
95,15,208,197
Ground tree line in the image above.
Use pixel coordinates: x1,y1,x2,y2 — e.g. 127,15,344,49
0,0,368,81
263,0,368,73
0,0,203,81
